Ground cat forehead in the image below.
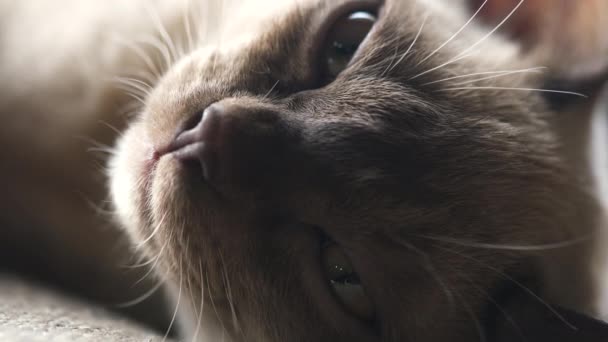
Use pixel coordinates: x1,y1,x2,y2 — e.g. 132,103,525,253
218,0,469,41
203,0,320,50
150,0,522,111
183,0,515,69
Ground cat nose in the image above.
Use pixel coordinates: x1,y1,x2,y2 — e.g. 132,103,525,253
170,104,222,180
169,102,288,192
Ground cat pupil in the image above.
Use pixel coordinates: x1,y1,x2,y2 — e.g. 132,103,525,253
331,272,361,285
323,10,377,79
332,41,359,56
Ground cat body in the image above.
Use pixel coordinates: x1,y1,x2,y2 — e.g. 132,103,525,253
1,0,607,341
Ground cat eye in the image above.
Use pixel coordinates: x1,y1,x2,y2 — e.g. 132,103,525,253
322,242,375,320
324,11,377,79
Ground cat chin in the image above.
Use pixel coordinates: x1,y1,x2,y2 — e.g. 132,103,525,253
109,122,151,243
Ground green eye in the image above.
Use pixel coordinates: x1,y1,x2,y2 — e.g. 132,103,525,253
322,243,374,320
325,11,377,78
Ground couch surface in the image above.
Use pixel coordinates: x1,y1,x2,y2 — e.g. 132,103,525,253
0,276,171,342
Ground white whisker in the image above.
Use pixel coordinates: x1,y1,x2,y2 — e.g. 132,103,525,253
134,241,168,285
114,85,147,106
110,35,162,80
191,260,206,342
385,13,428,75
418,234,592,251
436,244,577,330
219,249,241,334
452,0,525,62
184,0,195,54
163,258,183,342
395,238,455,307
138,36,173,74
416,0,488,67
123,252,159,269
263,80,280,100
411,0,524,80
452,283,487,342
115,278,164,308
457,270,524,340
112,77,153,101
409,50,478,80
451,69,544,86
423,67,546,86
99,120,124,136
438,86,588,98
145,3,180,64
206,271,227,336
136,211,169,250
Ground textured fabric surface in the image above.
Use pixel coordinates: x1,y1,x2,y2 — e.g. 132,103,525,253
0,276,171,342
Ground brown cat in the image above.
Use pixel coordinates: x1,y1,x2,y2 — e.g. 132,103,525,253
107,0,607,341
1,0,607,341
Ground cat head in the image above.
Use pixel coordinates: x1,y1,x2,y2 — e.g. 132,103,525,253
109,0,599,340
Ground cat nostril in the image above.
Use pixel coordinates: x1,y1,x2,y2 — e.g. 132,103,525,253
170,104,223,180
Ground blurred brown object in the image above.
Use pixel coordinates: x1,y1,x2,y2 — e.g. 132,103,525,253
471,0,608,81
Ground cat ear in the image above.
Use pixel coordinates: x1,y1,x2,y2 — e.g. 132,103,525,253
491,291,608,342
471,0,608,82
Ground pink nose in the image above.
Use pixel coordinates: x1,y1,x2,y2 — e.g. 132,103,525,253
170,104,223,181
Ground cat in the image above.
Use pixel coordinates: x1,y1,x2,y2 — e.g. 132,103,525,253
107,0,608,341
1,0,607,341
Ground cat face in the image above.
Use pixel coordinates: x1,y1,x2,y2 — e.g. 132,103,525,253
109,0,595,340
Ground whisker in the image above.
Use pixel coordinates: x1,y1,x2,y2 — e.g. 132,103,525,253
423,67,546,86
98,120,125,136
75,135,117,159
451,69,544,86
451,0,525,62
191,259,206,342
219,249,241,334
385,13,428,75
87,146,116,156
133,242,169,286
437,87,588,98
452,283,487,342
112,77,153,96
136,211,169,250
144,3,180,65
184,0,195,54
114,85,147,106
411,0,525,80
263,80,280,100
138,36,173,74
416,234,592,252
206,271,227,337
79,194,114,218
394,238,455,307
117,101,145,119
123,251,160,269
457,269,525,340
115,278,165,308
409,50,478,80
163,258,183,342
110,35,162,80
416,0,488,67
436,244,577,330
